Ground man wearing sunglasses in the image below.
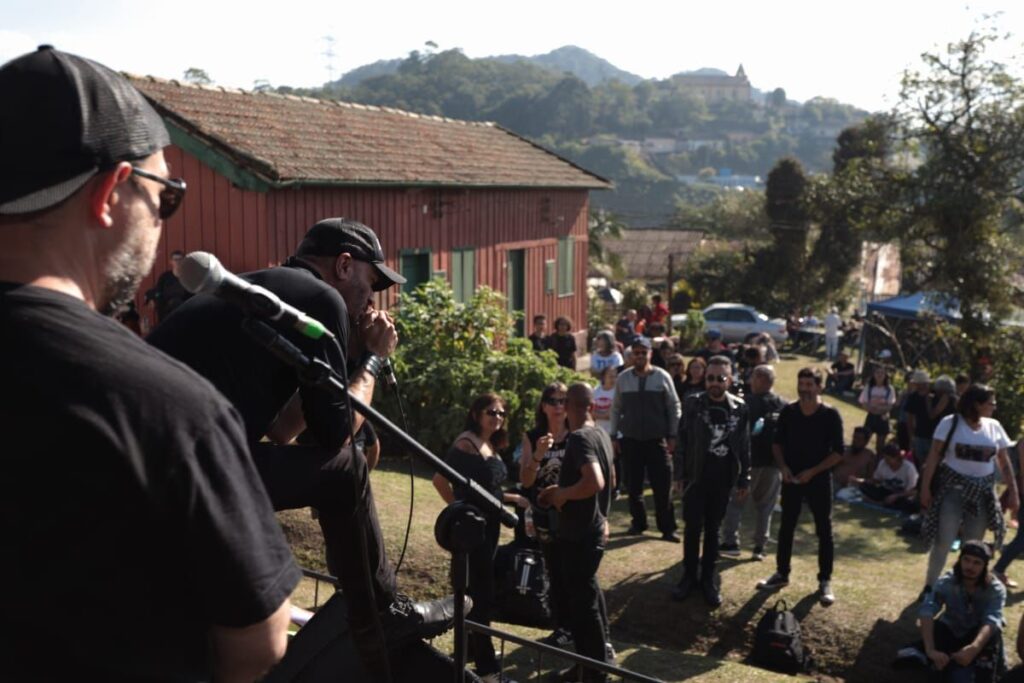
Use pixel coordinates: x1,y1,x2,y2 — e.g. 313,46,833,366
672,356,750,607
610,335,682,542
0,47,298,680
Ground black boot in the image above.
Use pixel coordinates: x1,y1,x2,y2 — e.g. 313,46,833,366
701,575,722,608
671,575,697,601
379,593,465,646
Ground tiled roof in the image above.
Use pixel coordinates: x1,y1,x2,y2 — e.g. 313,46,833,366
128,76,610,190
599,228,706,281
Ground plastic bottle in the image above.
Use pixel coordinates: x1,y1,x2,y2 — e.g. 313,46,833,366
524,506,536,538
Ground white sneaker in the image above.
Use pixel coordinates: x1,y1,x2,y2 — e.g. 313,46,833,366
819,580,835,606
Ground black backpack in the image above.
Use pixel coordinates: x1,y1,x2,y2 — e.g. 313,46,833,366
493,543,553,628
752,600,810,674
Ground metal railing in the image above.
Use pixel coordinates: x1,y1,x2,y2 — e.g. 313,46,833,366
298,567,663,682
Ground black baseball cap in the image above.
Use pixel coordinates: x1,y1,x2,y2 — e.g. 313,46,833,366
0,45,170,215
296,217,406,291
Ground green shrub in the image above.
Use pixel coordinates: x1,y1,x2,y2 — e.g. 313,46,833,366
677,309,707,353
377,279,587,459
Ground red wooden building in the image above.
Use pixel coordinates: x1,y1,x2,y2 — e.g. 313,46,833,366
129,76,610,340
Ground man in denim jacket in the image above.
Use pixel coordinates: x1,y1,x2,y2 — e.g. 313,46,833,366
916,540,1006,682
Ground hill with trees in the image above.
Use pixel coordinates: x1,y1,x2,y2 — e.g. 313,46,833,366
271,46,869,228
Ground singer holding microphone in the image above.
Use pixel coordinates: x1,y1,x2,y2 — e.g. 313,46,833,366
149,218,458,683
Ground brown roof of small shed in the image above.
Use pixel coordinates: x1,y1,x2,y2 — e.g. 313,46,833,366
600,228,706,281
128,76,610,190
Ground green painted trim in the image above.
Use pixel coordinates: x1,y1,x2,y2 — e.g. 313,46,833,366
398,247,431,256
165,121,273,192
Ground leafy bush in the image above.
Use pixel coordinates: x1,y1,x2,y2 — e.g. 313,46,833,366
377,279,586,459
618,279,649,313
677,309,707,353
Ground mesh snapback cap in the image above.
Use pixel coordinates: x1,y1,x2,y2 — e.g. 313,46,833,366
0,45,170,215
296,218,406,291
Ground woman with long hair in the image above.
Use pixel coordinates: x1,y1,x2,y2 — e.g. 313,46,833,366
919,384,1019,598
590,330,623,377
433,393,525,683
678,357,707,401
859,364,896,455
519,382,573,649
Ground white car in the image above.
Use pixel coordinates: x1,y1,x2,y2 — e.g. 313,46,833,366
671,303,788,344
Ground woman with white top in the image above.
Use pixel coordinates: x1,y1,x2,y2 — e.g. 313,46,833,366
919,384,1020,596
589,330,624,377
859,364,897,455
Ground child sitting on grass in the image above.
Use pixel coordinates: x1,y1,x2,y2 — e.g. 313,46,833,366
851,442,919,514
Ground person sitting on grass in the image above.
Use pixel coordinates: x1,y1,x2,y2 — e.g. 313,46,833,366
897,540,1006,682
826,351,856,395
832,427,875,491
851,442,919,514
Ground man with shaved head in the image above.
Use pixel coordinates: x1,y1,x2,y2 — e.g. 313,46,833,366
539,382,615,682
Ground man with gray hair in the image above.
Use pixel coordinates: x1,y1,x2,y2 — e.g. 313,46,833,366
720,365,787,561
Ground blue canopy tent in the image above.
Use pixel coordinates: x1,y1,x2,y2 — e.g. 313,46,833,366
858,292,961,373
865,292,960,322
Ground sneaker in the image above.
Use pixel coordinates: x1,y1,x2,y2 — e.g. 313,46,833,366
701,577,723,607
951,538,961,552
671,575,696,602
893,646,928,668
605,641,616,663
661,531,681,543
626,524,647,535
751,546,766,561
756,572,789,590
480,674,518,683
537,627,574,649
819,580,835,606
718,543,741,558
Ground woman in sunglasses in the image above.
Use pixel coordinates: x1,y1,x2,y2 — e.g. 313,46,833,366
433,393,525,683
519,382,574,649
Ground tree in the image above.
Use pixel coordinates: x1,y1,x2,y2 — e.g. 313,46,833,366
843,28,1024,342
764,157,811,308
588,209,625,278
768,87,787,109
183,67,212,85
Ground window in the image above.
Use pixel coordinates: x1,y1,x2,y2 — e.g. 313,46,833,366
727,309,755,322
704,308,727,322
399,249,431,294
451,247,476,303
557,237,574,296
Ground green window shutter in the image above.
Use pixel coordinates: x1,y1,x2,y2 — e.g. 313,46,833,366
545,259,556,294
452,248,475,303
557,237,575,296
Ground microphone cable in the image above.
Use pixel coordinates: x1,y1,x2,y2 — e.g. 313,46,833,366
381,362,415,576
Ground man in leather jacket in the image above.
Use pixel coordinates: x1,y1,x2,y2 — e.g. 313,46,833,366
672,356,750,606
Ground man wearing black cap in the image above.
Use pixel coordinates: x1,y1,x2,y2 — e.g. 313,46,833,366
609,335,681,541
0,47,299,680
902,540,1007,680
149,217,456,681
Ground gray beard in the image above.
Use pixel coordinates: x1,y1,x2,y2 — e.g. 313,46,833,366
99,228,156,316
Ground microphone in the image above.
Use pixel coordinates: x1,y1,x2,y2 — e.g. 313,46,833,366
179,251,335,341
380,358,398,388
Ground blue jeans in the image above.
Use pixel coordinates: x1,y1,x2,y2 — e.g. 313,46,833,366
995,507,1024,575
926,485,989,587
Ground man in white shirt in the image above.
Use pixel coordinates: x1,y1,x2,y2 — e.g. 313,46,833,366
824,308,842,361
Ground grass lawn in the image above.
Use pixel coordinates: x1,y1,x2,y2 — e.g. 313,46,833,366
280,354,1024,682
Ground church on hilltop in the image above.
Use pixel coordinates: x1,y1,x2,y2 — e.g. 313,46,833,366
672,65,752,103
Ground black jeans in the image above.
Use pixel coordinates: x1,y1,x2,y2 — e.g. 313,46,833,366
622,438,675,534
776,475,834,581
911,621,1002,683
541,540,571,633
466,517,501,676
682,478,732,580
554,537,608,683
250,442,397,613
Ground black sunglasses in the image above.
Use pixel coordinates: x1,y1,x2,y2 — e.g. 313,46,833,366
485,408,507,418
131,167,187,220
705,374,730,383
544,397,567,406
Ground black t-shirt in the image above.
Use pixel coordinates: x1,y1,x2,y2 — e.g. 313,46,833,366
528,333,548,352
703,401,736,485
545,333,577,369
0,284,299,681
557,426,613,543
831,360,855,375
444,444,507,522
149,258,352,449
905,392,936,439
526,426,568,541
745,391,786,468
773,401,845,478
147,269,191,321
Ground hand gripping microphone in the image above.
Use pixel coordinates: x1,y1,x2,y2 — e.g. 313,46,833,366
178,251,335,341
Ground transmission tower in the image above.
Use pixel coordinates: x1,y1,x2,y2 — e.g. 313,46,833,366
322,35,337,83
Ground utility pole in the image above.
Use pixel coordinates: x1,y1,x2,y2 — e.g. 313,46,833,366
322,35,337,83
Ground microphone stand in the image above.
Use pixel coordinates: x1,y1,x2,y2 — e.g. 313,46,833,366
241,318,511,683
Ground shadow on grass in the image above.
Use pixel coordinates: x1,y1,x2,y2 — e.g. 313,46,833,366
842,599,927,683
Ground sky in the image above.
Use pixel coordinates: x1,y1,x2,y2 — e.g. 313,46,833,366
1,0,1022,113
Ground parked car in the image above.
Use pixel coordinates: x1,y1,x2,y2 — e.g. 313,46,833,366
671,303,788,344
